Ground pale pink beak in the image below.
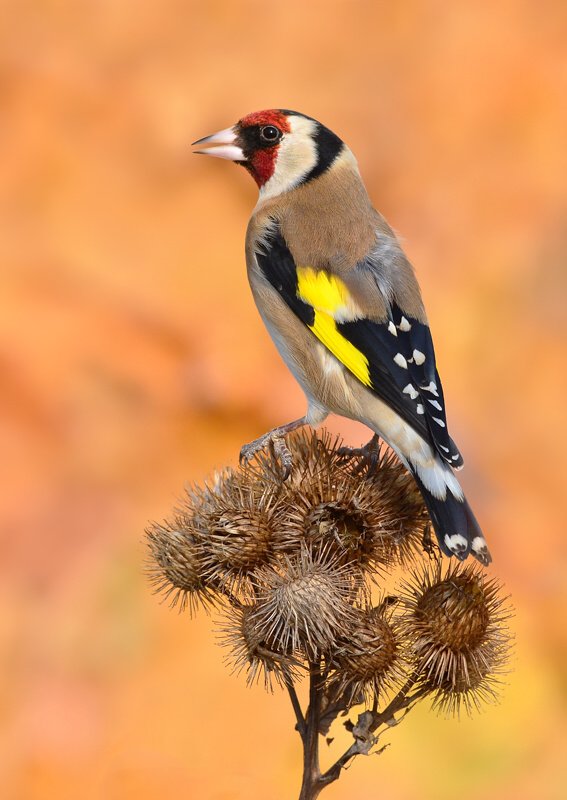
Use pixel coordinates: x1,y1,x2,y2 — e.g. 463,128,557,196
192,126,245,161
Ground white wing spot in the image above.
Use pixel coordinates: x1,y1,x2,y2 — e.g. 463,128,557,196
428,399,442,411
433,417,446,427
393,353,407,369
387,321,398,336
452,454,460,461
399,316,411,331
403,383,419,400
422,381,439,397
416,404,424,414
413,349,426,365
439,445,450,453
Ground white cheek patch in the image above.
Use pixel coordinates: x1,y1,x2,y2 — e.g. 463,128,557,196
259,116,318,202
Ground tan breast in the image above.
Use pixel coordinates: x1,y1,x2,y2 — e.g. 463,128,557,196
253,149,377,269
247,148,428,323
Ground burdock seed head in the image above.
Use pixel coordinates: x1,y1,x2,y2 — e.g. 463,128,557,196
271,429,427,572
145,522,215,615
398,562,513,715
145,464,282,609
194,467,282,593
250,544,361,661
328,601,403,704
218,604,299,691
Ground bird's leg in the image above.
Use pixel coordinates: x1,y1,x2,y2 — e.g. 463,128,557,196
337,433,381,475
239,417,307,479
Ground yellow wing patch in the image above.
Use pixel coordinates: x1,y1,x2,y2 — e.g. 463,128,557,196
310,310,372,387
296,266,371,387
297,267,352,317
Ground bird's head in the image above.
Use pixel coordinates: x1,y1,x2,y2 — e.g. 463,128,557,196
192,109,346,200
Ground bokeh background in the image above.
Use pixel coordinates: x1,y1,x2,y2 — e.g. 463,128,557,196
2,1,566,798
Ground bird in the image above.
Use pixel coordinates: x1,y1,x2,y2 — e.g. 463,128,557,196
192,109,491,566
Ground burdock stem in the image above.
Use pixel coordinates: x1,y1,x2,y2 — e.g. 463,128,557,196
298,660,324,800
291,667,424,799
285,673,306,739
319,672,426,789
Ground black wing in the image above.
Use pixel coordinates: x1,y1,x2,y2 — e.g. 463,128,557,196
338,311,463,467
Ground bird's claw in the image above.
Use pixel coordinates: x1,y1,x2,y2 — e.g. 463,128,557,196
239,433,293,480
337,434,381,476
239,438,264,466
271,436,293,480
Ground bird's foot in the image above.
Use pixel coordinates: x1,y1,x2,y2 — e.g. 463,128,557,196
240,431,293,479
239,418,307,480
337,434,381,476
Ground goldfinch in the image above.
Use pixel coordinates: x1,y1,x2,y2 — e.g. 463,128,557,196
192,109,491,566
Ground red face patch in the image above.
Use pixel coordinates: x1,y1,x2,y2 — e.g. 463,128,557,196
238,109,292,132
237,109,292,188
247,149,277,187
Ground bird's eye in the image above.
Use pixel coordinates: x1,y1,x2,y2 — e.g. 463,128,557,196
260,125,281,143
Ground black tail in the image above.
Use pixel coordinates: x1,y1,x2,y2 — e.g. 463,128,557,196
412,471,491,566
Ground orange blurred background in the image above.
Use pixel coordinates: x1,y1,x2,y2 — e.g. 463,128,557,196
1,2,566,798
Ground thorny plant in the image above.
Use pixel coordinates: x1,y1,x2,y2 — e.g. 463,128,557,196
146,430,513,800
